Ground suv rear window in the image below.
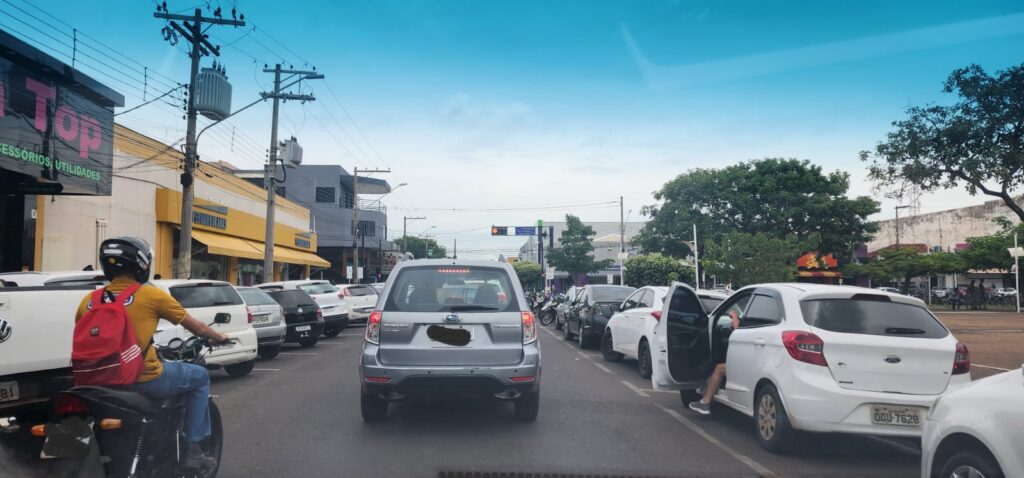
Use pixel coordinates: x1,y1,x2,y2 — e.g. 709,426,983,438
384,266,519,312
267,290,317,309
237,287,277,306
800,298,949,338
298,282,337,295
170,284,243,308
345,285,375,296
699,296,724,314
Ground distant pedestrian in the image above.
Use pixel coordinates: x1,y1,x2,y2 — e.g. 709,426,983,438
978,279,988,310
950,288,962,310
967,280,978,310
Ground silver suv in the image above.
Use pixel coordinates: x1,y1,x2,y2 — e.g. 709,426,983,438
360,259,541,422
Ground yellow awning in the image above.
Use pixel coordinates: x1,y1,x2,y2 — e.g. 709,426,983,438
272,245,331,268
192,229,263,260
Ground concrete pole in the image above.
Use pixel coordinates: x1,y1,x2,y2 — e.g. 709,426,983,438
262,65,281,283
175,11,203,279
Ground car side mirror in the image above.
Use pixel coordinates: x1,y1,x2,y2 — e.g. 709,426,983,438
213,312,231,324
611,303,622,313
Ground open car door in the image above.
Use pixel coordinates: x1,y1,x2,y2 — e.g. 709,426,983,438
651,282,713,390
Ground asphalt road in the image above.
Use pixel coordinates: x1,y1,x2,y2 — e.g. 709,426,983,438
209,325,921,478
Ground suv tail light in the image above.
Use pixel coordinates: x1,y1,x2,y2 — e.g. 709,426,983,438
366,311,382,344
782,331,827,367
650,310,662,321
247,309,254,324
522,311,538,345
53,394,89,416
316,308,323,321
952,342,971,375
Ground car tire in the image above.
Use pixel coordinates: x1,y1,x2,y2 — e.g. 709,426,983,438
323,326,341,338
361,392,388,422
939,449,1004,478
638,340,653,379
224,360,255,377
563,320,575,341
679,390,701,406
754,384,796,454
514,389,540,422
540,310,556,326
601,330,624,362
577,325,590,349
298,337,318,348
258,344,281,360
554,317,563,331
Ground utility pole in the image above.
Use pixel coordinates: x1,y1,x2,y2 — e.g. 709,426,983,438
693,224,700,289
260,65,322,282
454,238,458,259
619,196,625,286
351,168,390,283
402,216,426,253
154,6,244,278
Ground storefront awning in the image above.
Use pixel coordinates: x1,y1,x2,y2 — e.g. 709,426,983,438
796,271,843,278
192,229,263,260
272,246,331,268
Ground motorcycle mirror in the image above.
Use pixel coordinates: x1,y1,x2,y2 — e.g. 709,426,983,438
213,313,231,324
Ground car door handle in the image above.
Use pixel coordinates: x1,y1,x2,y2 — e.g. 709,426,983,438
753,338,766,347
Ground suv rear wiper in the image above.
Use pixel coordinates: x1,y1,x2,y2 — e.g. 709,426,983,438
447,305,500,311
885,327,926,335
211,301,237,306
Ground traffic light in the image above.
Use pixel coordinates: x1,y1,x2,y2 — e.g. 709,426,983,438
491,226,508,236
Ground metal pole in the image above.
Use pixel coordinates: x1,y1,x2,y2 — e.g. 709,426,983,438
895,206,900,250
693,223,700,289
175,10,203,279
1016,233,1020,314
353,168,360,284
619,196,625,286
262,64,282,283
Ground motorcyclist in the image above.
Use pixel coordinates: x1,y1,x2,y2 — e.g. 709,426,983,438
74,237,229,469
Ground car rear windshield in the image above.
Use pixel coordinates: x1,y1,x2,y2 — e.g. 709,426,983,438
800,298,949,338
170,284,243,308
699,297,724,314
237,287,277,306
298,282,337,295
267,290,317,309
346,285,376,296
384,265,518,312
590,286,635,303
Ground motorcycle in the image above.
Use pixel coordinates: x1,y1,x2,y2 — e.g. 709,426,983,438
537,295,559,326
34,335,226,478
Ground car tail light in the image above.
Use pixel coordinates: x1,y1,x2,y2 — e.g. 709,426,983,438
365,376,390,383
522,311,537,345
316,308,323,321
952,342,971,375
782,331,827,367
366,311,382,344
650,310,662,321
247,310,254,324
53,395,89,416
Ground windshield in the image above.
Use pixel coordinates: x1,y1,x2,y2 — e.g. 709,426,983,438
237,287,277,306
169,284,243,308
298,283,338,295
345,285,376,297
267,290,317,309
800,298,949,338
589,286,636,303
384,266,518,312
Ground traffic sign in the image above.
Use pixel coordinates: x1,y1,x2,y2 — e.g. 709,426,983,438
515,226,536,236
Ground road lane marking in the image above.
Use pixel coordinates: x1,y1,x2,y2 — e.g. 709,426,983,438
593,362,614,374
279,352,317,355
656,404,780,478
253,368,280,371
974,363,1011,371
621,380,650,397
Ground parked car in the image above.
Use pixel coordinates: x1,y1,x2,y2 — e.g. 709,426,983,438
930,288,950,299
921,366,1023,478
236,286,287,360
267,289,324,348
652,282,971,453
360,259,540,422
875,286,902,294
0,270,108,287
603,287,727,378
996,287,1017,298
369,282,386,295
335,284,379,323
258,280,348,337
150,280,259,377
562,284,637,349
554,286,581,331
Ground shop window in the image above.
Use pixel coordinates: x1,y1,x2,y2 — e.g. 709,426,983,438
315,187,336,203
339,191,354,209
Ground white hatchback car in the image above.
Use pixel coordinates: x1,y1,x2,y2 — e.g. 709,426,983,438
335,284,379,323
151,279,259,377
602,286,727,378
258,280,348,337
651,282,970,453
921,366,1023,478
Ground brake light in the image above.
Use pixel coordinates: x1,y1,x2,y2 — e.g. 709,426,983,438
782,331,827,367
953,342,971,375
510,376,536,382
53,394,89,416
316,308,323,321
650,310,662,321
366,311,382,344
247,310,254,324
522,311,537,345
340,288,351,298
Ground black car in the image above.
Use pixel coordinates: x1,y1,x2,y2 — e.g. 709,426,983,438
267,289,324,348
563,285,636,348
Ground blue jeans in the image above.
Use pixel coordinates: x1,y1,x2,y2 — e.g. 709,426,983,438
133,362,211,444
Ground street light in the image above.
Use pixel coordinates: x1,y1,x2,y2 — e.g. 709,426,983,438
364,182,408,209
418,225,437,237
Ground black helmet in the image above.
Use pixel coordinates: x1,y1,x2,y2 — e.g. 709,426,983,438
99,236,154,283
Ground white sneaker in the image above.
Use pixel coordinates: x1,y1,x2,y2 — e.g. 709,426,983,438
688,399,711,415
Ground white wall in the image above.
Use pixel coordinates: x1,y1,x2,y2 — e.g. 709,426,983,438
867,197,1023,252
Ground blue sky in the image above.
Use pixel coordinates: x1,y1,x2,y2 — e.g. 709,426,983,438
8,0,1024,258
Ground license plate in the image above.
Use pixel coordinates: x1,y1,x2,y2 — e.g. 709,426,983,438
427,324,474,346
0,381,18,403
870,406,921,427
212,342,235,351
253,314,271,324
295,325,312,332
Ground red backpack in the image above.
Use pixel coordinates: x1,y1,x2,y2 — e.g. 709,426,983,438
71,284,146,386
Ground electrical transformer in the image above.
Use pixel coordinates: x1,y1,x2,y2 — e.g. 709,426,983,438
195,63,232,121
280,137,303,166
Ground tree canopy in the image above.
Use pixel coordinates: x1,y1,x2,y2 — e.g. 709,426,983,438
843,249,966,289
635,158,879,258
546,215,611,284
864,63,1024,220
702,232,814,289
393,236,447,259
511,261,543,291
624,254,694,288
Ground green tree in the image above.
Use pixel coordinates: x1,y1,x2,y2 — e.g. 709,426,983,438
702,232,813,288
393,236,447,259
511,261,543,291
842,261,891,285
960,235,1013,272
624,254,694,288
864,63,1024,220
546,215,611,284
878,248,932,290
636,158,879,258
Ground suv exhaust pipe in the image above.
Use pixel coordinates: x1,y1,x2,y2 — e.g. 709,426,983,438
493,388,522,400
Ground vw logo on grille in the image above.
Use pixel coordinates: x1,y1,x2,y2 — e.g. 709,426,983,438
0,318,11,344
444,314,460,323
883,355,902,364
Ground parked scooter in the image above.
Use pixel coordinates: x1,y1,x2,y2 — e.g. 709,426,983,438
538,295,560,326
34,336,226,478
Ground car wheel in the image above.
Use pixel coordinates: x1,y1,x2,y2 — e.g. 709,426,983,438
679,390,701,406
554,316,563,331
939,449,1004,478
601,330,624,362
360,392,388,422
298,337,318,348
577,325,589,349
514,389,540,422
563,320,575,340
323,326,341,338
223,360,255,377
258,344,281,360
754,384,796,454
637,340,653,379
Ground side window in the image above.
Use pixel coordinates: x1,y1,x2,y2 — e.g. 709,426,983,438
714,292,753,325
639,290,655,308
622,290,644,310
742,294,783,327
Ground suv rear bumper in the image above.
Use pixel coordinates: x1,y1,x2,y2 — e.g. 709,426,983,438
285,321,325,342
323,313,349,330
359,342,541,400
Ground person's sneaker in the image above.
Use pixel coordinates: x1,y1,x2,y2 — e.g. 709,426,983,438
688,399,711,415
183,443,217,470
